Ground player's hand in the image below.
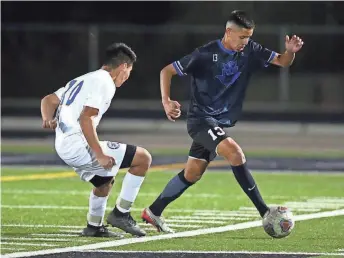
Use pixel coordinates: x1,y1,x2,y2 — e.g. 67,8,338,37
162,99,181,122
96,153,116,170
42,118,57,130
285,35,304,53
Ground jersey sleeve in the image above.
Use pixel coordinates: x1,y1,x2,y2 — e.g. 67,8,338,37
54,86,66,100
172,49,200,76
249,40,277,69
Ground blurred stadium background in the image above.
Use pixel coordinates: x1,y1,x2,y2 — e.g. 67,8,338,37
1,2,344,257
2,1,344,168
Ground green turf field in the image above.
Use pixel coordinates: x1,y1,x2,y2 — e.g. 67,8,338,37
2,143,344,158
1,167,344,256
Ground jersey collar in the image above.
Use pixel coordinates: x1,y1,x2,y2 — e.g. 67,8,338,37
217,39,236,55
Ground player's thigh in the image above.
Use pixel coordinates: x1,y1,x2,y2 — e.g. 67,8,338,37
216,137,246,165
190,125,229,162
74,141,135,181
127,146,152,170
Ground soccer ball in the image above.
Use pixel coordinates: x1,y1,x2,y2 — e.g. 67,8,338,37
262,206,295,238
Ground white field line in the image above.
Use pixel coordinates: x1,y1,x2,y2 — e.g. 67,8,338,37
2,223,202,229
0,205,261,214
171,214,259,218
169,216,252,221
58,230,85,234
0,248,25,251
284,202,344,209
5,189,331,201
31,234,79,237
164,219,228,224
240,206,322,212
1,237,87,242
0,204,324,213
2,224,84,229
1,243,58,247
139,223,201,229
4,209,344,258
1,189,220,198
193,211,258,215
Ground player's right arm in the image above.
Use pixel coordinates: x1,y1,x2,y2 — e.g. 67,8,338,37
40,93,60,130
79,81,116,170
160,50,199,122
79,106,115,170
160,64,181,122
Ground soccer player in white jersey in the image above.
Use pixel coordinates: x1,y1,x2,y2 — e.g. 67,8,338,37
41,43,150,237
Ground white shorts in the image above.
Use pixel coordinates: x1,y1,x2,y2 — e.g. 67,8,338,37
55,133,133,182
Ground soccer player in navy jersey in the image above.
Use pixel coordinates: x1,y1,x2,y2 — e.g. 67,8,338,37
141,10,304,233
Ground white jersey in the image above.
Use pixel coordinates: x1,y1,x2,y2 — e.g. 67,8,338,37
54,69,115,139
54,69,122,181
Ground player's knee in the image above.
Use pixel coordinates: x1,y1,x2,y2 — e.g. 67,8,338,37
138,147,152,170
94,181,112,197
184,169,203,183
130,147,152,176
230,149,246,166
217,138,246,166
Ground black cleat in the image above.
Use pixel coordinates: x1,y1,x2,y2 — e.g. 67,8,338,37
80,224,124,238
106,208,146,237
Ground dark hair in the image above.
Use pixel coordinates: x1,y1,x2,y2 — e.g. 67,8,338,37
227,10,255,29
103,42,137,68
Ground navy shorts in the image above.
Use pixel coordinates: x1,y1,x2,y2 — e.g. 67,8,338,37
187,118,229,162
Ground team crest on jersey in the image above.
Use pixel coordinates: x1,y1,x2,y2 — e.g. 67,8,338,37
107,141,120,149
215,61,241,87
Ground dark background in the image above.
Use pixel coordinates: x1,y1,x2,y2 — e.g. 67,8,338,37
2,1,344,122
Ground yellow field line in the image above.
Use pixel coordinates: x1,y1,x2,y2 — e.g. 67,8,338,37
0,160,229,182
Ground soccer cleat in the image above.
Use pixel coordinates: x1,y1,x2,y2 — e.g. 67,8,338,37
80,224,124,238
106,210,146,237
141,208,175,233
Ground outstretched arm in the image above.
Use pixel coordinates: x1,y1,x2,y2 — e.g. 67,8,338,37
270,35,304,67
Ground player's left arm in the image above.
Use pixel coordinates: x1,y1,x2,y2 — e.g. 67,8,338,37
40,92,60,130
270,35,304,67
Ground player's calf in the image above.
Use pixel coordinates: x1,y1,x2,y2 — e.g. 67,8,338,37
217,137,269,217
107,146,151,236
83,176,116,237
145,157,207,230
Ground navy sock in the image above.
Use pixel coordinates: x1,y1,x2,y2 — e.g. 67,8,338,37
231,163,268,217
149,170,193,216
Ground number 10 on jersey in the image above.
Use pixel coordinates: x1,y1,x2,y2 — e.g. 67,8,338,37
61,80,84,106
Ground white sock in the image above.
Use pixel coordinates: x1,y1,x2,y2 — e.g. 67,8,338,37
116,172,145,213
87,190,108,227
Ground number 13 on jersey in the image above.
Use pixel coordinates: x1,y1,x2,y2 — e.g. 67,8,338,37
208,127,225,141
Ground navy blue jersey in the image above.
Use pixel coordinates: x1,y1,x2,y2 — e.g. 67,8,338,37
173,39,277,127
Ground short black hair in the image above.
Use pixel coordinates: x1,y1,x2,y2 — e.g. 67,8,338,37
104,42,137,68
227,10,255,29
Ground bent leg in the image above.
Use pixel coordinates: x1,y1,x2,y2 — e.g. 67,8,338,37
217,137,269,217
149,156,209,217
